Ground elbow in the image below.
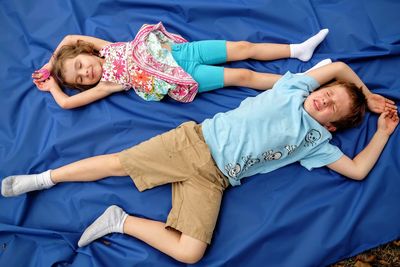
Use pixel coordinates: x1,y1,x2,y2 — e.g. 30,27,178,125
59,100,73,110
332,61,348,71
64,35,73,43
349,172,367,181
64,35,79,45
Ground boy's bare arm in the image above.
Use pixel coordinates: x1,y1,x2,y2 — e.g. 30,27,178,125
306,62,397,113
307,62,368,93
327,110,399,180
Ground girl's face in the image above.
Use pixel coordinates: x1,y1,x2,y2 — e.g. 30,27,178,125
62,54,103,86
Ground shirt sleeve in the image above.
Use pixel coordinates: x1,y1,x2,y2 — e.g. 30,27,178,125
98,43,111,57
300,141,343,170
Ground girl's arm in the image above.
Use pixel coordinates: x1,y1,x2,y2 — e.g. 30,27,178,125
35,77,125,109
306,62,397,113
326,110,399,180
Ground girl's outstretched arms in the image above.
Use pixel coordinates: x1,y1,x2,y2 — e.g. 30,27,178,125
34,77,125,109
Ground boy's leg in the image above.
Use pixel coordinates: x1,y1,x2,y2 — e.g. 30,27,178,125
123,216,206,264
51,153,126,183
1,153,126,197
79,206,206,264
226,29,329,62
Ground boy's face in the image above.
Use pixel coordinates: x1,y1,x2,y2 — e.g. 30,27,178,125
303,85,352,131
62,54,103,86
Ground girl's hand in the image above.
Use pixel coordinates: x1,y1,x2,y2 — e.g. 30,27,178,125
377,110,399,136
366,93,397,114
33,76,57,92
32,63,52,82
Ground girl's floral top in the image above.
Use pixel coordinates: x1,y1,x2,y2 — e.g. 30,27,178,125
99,22,198,102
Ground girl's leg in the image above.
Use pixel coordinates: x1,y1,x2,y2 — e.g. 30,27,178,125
226,41,290,62
79,206,206,264
226,29,329,62
224,68,281,90
1,153,126,197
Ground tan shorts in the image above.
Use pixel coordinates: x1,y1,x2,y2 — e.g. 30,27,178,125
118,121,229,244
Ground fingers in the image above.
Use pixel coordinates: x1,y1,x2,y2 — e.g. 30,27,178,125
387,109,399,122
385,98,395,105
32,69,51,82
32,72,47,82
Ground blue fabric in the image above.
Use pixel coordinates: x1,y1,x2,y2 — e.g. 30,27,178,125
0,0,399,266
202,72,343,186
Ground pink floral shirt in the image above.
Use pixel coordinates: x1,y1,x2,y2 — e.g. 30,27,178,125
99,22,198,102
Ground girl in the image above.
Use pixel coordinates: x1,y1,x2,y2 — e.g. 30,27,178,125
33,22,329,109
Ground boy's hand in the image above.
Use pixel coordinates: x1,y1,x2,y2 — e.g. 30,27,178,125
377,110,399,136
33,76,57,92
366,93,397,113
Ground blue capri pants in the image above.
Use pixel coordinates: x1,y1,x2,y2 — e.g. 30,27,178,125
171,40,227,92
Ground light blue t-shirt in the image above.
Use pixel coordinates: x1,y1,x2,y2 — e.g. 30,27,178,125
201,72,344,186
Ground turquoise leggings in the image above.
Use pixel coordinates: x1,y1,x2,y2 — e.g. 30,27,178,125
171,40,227,92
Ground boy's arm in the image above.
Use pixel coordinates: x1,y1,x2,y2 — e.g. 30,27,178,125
35,77,125,109
306,62,397,113
327,110,399,180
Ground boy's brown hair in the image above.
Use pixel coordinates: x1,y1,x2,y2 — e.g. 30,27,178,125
52,40,100,91
326,81,367,131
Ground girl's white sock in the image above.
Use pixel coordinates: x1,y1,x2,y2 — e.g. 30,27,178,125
305,58,332,73
1,170,55,197
78,205,128,247
295,59,332,75
290,29,329,61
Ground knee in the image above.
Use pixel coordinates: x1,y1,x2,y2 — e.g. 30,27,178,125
235,41,252,52
108,153,126,176
236,69,254,85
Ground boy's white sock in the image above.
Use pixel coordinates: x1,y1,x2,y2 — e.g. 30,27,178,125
290,29,329,61
1,170,55,197
78,205,128,247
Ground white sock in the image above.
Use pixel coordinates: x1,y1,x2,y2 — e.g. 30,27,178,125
305,58,332,73
78,205,128,247
1,170,54,197
295,59,332,75
290,29,329,61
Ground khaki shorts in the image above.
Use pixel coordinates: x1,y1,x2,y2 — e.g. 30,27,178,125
118,121,229,244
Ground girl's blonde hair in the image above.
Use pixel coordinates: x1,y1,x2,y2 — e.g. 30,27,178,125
52,40,100,91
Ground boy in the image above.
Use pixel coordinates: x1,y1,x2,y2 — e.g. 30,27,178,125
2,62,398,264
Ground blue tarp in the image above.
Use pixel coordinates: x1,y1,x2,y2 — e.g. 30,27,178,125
1,0,399,266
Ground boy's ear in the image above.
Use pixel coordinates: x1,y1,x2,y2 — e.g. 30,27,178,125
324,123,337,132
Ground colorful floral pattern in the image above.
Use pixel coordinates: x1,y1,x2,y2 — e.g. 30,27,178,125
99,22,198,102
